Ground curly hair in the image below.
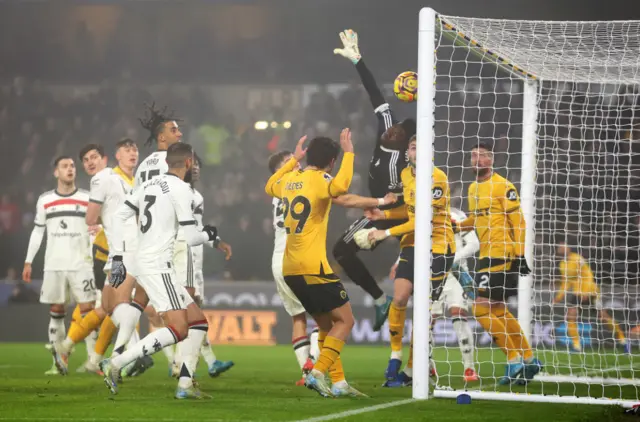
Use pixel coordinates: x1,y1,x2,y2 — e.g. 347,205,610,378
138,102,182,146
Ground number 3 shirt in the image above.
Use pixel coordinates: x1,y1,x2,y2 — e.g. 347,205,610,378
111,173,197,274
265,153,354,277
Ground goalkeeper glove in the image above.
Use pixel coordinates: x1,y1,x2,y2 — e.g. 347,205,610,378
109,255,127,288
202,225,218,242
333,29,362,64
513,256,532,275
451,262,475,300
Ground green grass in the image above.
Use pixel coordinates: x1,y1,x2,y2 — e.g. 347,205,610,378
0,344,636,421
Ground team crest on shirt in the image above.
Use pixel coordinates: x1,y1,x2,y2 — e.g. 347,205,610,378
340,290,348,300
323,173,333,182
432,187,444,199
506,189,517,201
59,220,67,230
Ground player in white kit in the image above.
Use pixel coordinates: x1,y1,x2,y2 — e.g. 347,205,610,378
100,143,218,399
189,155,235,378
22,156,96,373
431,207,480,382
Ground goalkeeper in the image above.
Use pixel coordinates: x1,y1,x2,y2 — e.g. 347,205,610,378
553,242,629,353
333,29,416,332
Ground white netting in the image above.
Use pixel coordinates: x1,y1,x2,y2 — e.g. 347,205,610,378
427,13,640,404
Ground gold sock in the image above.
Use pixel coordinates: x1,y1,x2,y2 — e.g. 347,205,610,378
472,304,520,362
494,307,534,361
69,305,82,335
94,316,117,356
388,303,407,355
314,336,345,375
566,320,581,349
68,310,103,344
406,331,414,369
328,355,345,384
602,315,627,343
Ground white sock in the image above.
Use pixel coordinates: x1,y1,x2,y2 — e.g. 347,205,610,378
293,335,310,369
84,330,98,360
391,351,402,360
127,329,140,350
162,344,175,363
374,295,388,306
453,318,475,370
111,327,180,370
200,336,216,367
111,303,142,356
90,352,103,366
309,329,320,361
48,311,66,344
178,324,208,389
403,366,413,377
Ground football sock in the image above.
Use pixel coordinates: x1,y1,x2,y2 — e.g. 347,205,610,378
328,355,346,384
472,304,520,362
200,336,216,367
388,303,407,360
601,313,627,343
309,328,320,361
566,320,581,349
82,310,97,359
495,307,534,362
404,331,413,376
94,316,117,357
293,335,311,369
127,328,140,350
69,305,81,335
111,325,182,370
178,320,209,389
453,318,475,370
111,302,143,356
314,335,345,375
48,310,66,344
374,295,388,306
65,309,103,350
163,344,176,364
333,241,385,300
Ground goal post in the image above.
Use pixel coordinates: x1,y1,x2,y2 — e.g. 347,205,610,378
415,7,640,406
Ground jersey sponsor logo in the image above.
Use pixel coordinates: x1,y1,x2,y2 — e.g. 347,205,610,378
506,189,518,201
432,187,444,199
59,220,67,229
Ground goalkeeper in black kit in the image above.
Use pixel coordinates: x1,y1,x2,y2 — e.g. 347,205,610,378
332,29,416,331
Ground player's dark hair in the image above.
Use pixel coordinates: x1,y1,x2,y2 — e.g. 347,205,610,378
306,137,340,169
166,142,193,168
54,155,73,168
78,144,105,161
115,138,137,150
268,150,292,174
409,135,417,144
472,141,494,152
138,102,181,147
401,119,416,139
194,152,202,167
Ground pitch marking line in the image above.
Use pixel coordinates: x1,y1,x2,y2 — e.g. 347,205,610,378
291,398,416,422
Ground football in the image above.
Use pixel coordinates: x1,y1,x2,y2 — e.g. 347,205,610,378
393,71,418,102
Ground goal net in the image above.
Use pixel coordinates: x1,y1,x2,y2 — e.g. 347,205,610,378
414,8,640,406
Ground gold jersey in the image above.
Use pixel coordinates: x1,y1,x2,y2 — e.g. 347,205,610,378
555,252,599,301
265,153,354,277
460,172,526,260
384,166,456,254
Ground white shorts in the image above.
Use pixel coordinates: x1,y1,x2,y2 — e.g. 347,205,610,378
432,272,468,317
272,257,305,317
40,269,96,305
173,241,194,289
194,269,204,299
136,271,194,313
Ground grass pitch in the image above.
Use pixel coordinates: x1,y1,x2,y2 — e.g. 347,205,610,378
0,343,635,421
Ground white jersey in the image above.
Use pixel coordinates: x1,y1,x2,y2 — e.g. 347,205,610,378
89,167,136,250
272,197,287,256
451,208,480,271
31,189,92,271
134,151,168,188
191,188,204,271
120,173,196,274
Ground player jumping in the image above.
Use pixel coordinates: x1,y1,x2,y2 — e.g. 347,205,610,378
333,29,416,331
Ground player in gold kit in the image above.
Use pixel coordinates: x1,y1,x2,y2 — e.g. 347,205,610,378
553,242,629,353
265,130,365,398
456,142,541,384
366,135,456,386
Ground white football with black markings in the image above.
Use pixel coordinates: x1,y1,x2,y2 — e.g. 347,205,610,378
354,227,376,250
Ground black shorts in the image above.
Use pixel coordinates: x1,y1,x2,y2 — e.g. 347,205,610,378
340,216,407,251
475,258,518,302
395,247,455,301
566,294,599,308
283,274,349,315
93,258,107,291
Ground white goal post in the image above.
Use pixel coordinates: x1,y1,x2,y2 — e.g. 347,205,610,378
414,7,640,406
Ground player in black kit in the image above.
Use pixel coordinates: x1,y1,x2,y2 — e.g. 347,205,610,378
333,29,416,331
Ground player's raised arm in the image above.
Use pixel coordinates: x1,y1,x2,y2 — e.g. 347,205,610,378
327,129,355,198
265,135,307,198
333,192,397,209
334,29,386,112
23,196,46,283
